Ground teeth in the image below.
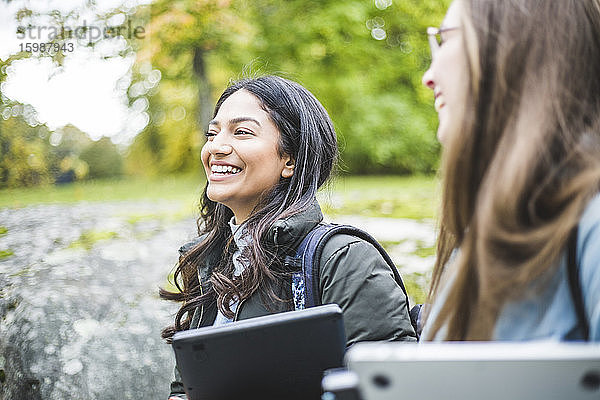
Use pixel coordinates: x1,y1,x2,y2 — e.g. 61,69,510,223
211,165,241,174
434,96,445,112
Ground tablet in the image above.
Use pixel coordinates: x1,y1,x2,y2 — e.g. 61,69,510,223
346,342,600,400
172,303,346,400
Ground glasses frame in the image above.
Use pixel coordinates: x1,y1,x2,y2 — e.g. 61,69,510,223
427,26,460,58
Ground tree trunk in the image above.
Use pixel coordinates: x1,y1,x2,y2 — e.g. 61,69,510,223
193,47,212,134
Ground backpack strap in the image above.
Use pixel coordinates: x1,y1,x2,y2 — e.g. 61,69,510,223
291,223,410,311
567,225,590,341
292,224,335,309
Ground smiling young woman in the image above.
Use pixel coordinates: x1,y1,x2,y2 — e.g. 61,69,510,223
160,75,417,399
201,89,294,223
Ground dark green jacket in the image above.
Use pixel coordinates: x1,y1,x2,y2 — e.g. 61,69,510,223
169,202,416,397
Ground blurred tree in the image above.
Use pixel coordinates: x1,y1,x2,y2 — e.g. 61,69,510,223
0,116,52,188
80,137,123,180
245,0,447,173
0,2,130,187
128,0,449,175
0,108,124,187
126,0,249,176
1,55,53,187
1,0,450,182
48,125,93,182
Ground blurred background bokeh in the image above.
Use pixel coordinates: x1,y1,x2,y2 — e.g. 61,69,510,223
0,0,449,192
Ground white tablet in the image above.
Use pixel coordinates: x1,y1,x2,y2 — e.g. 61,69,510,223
172,303,346,400
346,342,600,400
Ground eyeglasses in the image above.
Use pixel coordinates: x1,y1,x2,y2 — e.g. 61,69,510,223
427,26,460,58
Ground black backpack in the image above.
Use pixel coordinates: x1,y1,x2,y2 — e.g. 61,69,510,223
284,223,421,338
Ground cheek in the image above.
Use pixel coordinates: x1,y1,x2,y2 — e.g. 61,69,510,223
200,145,210,168
251,154,285,186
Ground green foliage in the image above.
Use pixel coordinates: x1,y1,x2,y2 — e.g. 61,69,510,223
127,0,450,175
80,137,123,180
0,11,126,188
125,80,201,176
0,112,125,188
46,125,92,182
242,0,446,173
124,0,247,176
414,240,436,258
1,0,450,180
0,115,52,188
0,225,12,258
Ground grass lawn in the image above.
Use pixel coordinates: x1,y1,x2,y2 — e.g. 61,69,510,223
324,174,440,221
0,173,206,209
0,173,440,220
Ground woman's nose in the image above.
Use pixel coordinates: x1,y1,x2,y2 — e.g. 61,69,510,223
207,134,233,156
422,66,435,90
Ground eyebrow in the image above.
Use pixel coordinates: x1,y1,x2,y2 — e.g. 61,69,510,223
208,117,262,127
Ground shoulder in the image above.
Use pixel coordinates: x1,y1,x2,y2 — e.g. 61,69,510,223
315,228,417,343
578,193,600,245
577,194,600,264
318,230,388,273
319,233,364,258
576,193,600,340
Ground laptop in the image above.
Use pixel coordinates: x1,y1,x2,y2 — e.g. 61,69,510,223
345,342,600,400
172,303,346,400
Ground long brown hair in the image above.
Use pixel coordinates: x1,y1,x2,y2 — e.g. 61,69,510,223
425,0,600,340
160,76,338,340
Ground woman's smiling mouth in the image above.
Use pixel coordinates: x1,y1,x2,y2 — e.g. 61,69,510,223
209,162,243,180
211,164,242,175
434,90,445,112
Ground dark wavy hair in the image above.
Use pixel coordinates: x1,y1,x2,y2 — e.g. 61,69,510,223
160,76,338,340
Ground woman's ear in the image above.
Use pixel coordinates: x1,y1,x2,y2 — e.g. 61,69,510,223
281,155,295,178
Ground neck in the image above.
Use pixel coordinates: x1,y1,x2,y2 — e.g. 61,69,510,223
232,212,248,225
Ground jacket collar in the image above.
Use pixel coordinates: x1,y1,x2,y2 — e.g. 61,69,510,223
189,200,324,279
267,200,323,253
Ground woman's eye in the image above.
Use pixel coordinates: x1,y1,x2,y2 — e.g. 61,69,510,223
439,33,449,45
235,129,252,136
205,131,217,140
439,29,458,46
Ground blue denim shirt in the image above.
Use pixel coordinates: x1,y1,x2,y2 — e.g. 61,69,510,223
423,194,600,341
495,194,600,341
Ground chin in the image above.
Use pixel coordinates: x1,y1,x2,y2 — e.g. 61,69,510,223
437,128,448,145
206,188,225,204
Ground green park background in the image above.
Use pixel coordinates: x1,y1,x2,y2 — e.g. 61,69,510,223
1,0,449,193
0,0,451,303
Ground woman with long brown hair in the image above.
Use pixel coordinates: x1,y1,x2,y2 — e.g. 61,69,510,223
421,0,600,341
161,75,416,399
